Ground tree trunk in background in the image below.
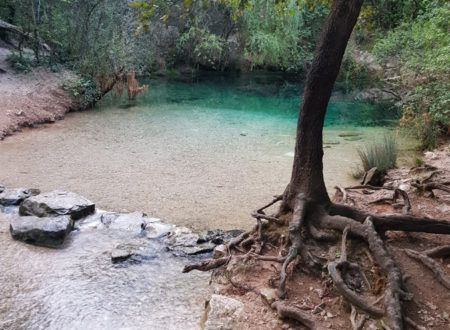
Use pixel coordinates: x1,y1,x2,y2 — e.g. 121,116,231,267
283,0,364,209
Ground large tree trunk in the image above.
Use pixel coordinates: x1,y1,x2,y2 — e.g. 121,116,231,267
284,0,364,208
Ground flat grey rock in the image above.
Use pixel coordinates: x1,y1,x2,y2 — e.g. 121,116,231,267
165,227,215,255
0,188,40,206
10,215,73,248
111,242,157,264
19,191,95,220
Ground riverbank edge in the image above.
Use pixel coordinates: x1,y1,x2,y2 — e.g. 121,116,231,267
0,46,79,140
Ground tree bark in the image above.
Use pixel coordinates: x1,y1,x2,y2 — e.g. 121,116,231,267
284,0,364,208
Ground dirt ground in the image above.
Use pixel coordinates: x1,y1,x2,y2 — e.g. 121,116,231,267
211,146,450,330
0,45,74,140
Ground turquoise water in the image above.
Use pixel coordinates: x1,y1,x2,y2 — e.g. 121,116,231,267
117,74,396,127
0,74,401,231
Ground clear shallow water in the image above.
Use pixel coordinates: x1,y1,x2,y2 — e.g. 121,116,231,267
0,209,209,330
0,74,400,329
0,74,399,231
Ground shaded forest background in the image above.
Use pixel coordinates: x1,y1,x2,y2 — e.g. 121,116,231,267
0,0,448,148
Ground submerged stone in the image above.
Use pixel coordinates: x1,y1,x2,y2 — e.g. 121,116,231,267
0,188,40,206
111,242,157,264
165,227,216,256
101,211,147,231
19,191,95,220
10,215,73,248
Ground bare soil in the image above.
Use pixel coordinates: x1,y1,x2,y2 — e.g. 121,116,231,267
0,46,75,140
211,145,450,329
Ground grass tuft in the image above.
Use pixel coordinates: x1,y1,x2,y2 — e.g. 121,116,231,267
356,134,398,174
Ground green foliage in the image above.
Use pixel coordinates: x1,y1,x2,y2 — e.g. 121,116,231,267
242,0,328,72
6,53,34,73
338,51,374,93
177,26,226,69
357,135,398,173
63,77,98,109
373,4,450,148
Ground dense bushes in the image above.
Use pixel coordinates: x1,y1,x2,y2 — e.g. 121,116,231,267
372,4,450,148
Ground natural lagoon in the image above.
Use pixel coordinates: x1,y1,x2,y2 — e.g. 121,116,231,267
0,74,398,231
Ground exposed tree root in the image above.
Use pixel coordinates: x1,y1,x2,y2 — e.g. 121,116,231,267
183,194,450,329
327,226,384,318
271,301,316,330
423,244,450,258
412,182,450,196
404,249,450,290
182,256,229,273
393,189,412,214
404,316,427,330
350,305,367,330
278,195,307,299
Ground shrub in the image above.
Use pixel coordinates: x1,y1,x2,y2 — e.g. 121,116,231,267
357,134,398,173
6,53,33,73
177,26,226,70
63,77,98,109
372,4,450,148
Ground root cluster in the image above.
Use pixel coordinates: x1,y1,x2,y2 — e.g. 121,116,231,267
184,187,450,329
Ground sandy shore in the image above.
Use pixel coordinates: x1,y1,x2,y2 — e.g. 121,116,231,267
0,46,74,140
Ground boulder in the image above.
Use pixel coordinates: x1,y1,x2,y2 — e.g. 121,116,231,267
204,294,244,330
19,191,95,220
0,188,40,206
9,215,73,247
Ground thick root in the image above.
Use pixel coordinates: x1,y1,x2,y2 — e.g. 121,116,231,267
182,195,450,329
271,301,316,330
278,195,307,299
182,256,229,273
404,249,450,289
423,245,450,258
